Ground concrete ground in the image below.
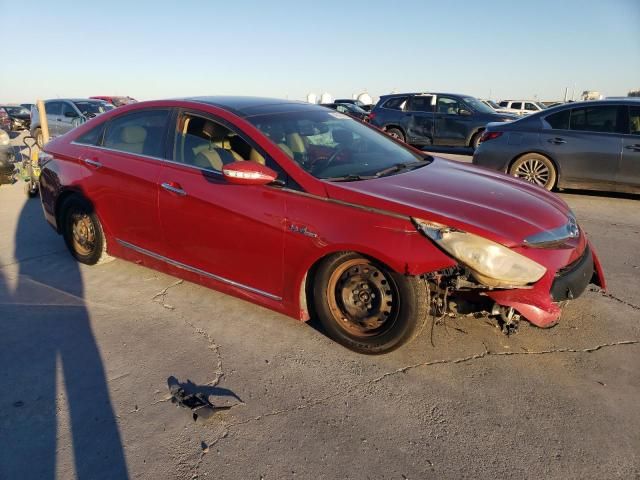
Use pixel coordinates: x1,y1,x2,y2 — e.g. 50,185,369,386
0,140,639,480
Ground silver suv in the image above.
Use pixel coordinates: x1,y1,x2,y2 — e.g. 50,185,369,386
30,99,114,146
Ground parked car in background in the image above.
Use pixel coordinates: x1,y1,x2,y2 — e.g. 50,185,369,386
498,100,547,116
321,102,370,121
473,99,640,193
0,107,11,131
334,98,373,112
38,97,604,353
90,96,137,107
480,99,513,115
369,92,516,148
21,103,35,111
0,105,31,130
30,98,114,146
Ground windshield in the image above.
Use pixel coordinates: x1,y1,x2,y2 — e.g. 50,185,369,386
463,97,495,114
535,102,547,109
485,100,500,109
338,103,367,114
248,109,425,180
3,106,30,115
73,101,110,116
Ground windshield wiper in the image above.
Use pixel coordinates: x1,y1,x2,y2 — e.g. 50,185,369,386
324,174,377,182
373,161,428,178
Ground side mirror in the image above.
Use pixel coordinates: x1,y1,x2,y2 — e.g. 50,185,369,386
458,108,472,116
222,161,278,186
64,110,79,118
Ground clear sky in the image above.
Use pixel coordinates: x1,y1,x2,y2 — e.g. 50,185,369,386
1,0,639,103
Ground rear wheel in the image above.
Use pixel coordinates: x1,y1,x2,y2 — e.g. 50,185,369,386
386,127,405,143
470,131,483,149
313,252,428,354
509,153,557,190
61,196,109,265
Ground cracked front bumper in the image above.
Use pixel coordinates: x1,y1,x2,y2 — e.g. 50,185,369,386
484,239,605,328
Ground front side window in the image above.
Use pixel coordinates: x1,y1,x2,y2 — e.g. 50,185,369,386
74,101,110,117
511,102,522,110
173,113,284,179
524,102,538,111
103,109,170,157
630,106,640,135
61,103,79,118
437,97,461,115
499,101,508,107
248,109,425,180
569,106,620,133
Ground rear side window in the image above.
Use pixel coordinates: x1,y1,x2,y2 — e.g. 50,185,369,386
45,102,62,116
103,109,170,157
545,110,570,130
630,106,640,135
382,96,408,110
511,102,522,110
569,106,621,133
75,125,104,145
407,96,434,112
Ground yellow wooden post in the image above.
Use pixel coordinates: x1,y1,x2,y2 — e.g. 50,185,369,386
36,99,50,144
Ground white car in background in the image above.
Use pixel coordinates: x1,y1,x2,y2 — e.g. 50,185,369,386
498,100,547,116
480,99,513,114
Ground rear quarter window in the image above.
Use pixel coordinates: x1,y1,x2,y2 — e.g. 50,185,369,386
544,110,570,130
103,109,170,157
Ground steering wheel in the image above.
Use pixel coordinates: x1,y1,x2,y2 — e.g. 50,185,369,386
310,145,347,176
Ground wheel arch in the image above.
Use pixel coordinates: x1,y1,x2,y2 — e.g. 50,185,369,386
467,127,485,146
383,124,406,137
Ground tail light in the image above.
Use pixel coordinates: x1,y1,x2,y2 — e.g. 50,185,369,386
479,131,503,143
368,111,377,122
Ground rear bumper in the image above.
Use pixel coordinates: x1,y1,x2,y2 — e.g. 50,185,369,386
485,240,605,328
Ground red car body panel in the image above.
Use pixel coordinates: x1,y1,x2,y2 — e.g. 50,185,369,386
38,98,605,329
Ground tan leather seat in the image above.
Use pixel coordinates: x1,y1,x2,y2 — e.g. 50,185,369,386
249,148,266,165
286,133,306,156
112,125,146,154
191,121,243,170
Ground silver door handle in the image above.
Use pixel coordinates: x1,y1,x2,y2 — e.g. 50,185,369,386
84,159,102,168
625,144,640,151
161,183,186,196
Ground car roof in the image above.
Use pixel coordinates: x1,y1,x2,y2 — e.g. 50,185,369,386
45,98,104,103
186,96,318,117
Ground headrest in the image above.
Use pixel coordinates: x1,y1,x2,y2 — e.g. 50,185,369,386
202,121,228,141
331,128,353,145
120,125,146,144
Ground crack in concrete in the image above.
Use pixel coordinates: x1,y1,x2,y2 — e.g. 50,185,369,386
222,339,639,433
151,279,183,310
599,291,640,311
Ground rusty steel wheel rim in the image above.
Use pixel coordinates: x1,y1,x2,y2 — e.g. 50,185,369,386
326,259,399,337
70,213,96,256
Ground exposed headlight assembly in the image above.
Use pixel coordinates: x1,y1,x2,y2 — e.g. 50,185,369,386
413,218,546,287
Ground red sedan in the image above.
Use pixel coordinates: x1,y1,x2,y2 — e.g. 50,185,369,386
38,97,605,354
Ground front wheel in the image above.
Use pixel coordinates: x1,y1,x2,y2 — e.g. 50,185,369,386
61,196,109,265
509,153,557,190
313,252,429,354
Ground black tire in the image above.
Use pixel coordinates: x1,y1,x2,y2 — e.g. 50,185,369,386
24,181,38,198
60,196,107,265
470,131,483,150
34,128,43,148
386,127,405,143
509,153,557,191
312,252,429,354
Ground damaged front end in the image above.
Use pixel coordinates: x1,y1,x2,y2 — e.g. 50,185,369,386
413,217,605,333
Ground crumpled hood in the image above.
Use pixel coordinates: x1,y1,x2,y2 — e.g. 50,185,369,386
324,157,573,246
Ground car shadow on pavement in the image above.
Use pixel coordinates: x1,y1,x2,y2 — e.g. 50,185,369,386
0,195,129,479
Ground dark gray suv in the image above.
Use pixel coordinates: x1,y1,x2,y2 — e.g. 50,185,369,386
30,99,114,146
473,100,640,194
